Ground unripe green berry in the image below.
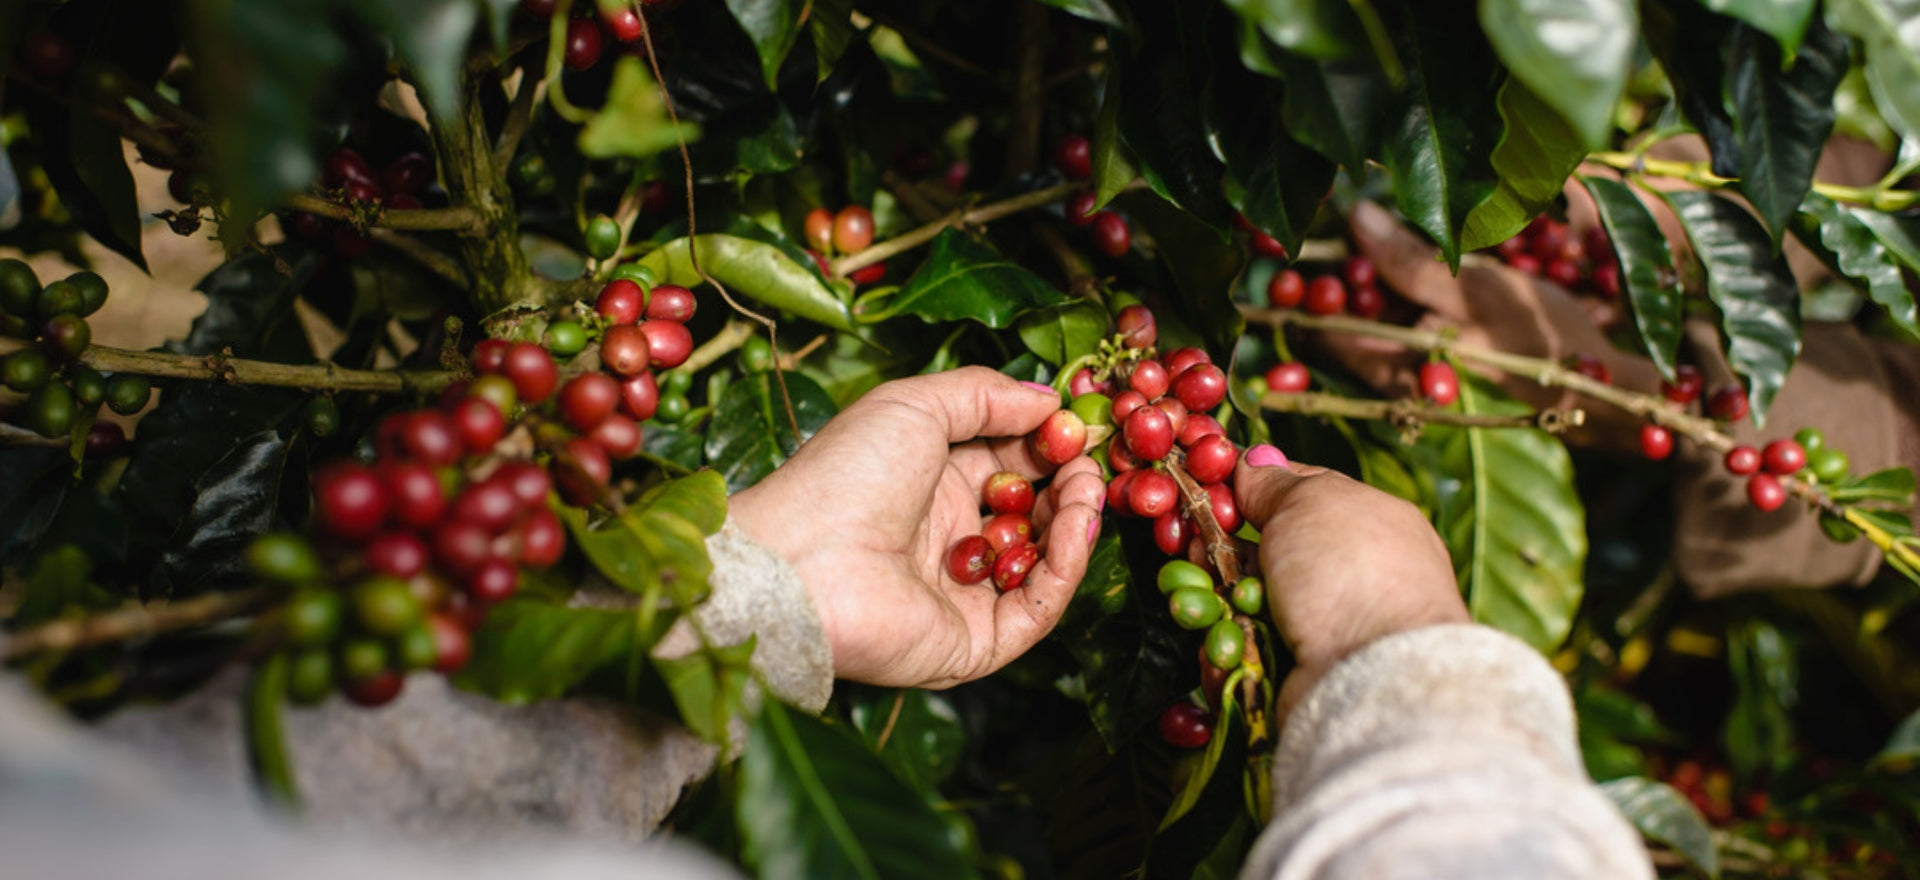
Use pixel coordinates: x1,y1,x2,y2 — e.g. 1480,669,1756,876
1157,559,1212,595
2,350,52,392
70,367,106,406
1204,619,1245,670
1793,427,1826,454
67,271,108,317
467,374,519,414
1807,446,1849,483
24,383,74,437
585,215,621,260
660,369,693,397
1169,586,1225,630
610,262,657,288
250,533,323,584
395,621,439,671
282,588,344,647
1229,577,1264,616
740,336,774,373
352,576,422,636
544,319,587,357
105,374,151,415
35,279,85,319
303,396,340,437
339,638,390,682
0,258,39,316
286,649,336,704
656,392,690,423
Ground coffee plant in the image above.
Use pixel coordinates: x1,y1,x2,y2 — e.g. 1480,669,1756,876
3,0,1920,876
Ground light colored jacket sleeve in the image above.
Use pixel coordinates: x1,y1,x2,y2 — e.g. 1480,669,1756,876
1239,624,1653,880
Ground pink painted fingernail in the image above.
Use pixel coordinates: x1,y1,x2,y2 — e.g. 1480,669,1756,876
1087,517,1101,545
1246,444,1289,469
1021,381,1059,396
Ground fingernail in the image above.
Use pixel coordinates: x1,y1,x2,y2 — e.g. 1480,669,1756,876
1246,444,1289,469
1020,381,1058,396
1095,490,1106,512
1087,516,1101,545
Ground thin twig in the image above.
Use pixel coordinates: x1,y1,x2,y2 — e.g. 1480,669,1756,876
830,182,1079,276
1259,390,1586,433
3,588,278,660
368,228,469,286
493,66,541,170
1587,151,1919,212
0,338,459,394
0,423,68,448
283,193,486,234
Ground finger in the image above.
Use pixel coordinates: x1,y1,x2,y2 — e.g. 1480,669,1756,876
948,436,1074,493
986,459,1105,670
861,366,1063,444
1349,202,1467,317
1231,446,1336,527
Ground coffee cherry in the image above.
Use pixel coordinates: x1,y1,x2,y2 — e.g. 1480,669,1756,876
1054,134,1092,180
286,649,336,705
1123,405,1174,462
984,471,1036,516
1106,470,1140,514
1248,230,1287,259
1157,559,1211,594
1747,473,1787,512
848,262,888,286
601,4,643,41
1204,619,1245,670
283,588,344,647
596,280,646,325
992,541,1039,591
947,535,995,585
503,343,560,403
1184,434,1236,484
655,393,690,423
21,30,76,80
1110,389,1149,424
1639,424,1674,461
1173,363,1227,412
452,479,521,534
1342,256,1378,289
400,411,463,466
1708,384,1749,423
804,208,835,253
303,396,340,437
646,284,697,322
1303,276,1345,315
1663,365,1703,404
84,421,127,458
1230,577,1264,615
1761,439,1805,476
314,462,391,541
432,520,492,576
1105,438,1146,474
1066,190,1097,226
982,513,1033,554
1091,211,1131,257
589,414,643,459
617,371,660,420
1158,702,1212,749
1179,414,1225,448
559,373,620,431
342,670,404,708
1128,359,1170,399
556,437,612,505
1347,284,1384,319
565,19,604,70
381,462,447,528
353,576,423,636
1572,354,1611,385
1129,470,1178,518
65,271,108,317
364,531,430,579
1791,427,1825,453
472,338,512,374
1168,587,1225,630
343,178,384,205
1031,409,1088,465
638,320,692,369
1723,445,1761,476
1590,262,1621,299
1418,362,1459,406
1152,512,1192,556
249,533,322,584
104,374,151,414
1205,483,1240,532
339,637,390,683
1155,391,1190,433
515,506,565,568
2,350,50,392
1507,253,1541,275
833,206,875,253
382,152,433,196
1265,362,1310,394
1115,304,1157,350
395,622,439,672
1807,446,1849,483
466,558,519,604
322,147,375,187
1069,392,1114,429
22,383,73,437
545,320,587,357
428,614,473,674
452,397,507,455
1165,346,1210,375
1268,269,1306,309
1545,259,1581,288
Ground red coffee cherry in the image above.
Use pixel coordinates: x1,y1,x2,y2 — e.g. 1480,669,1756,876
314,462,391,541
1054,135,1093,180
992,541,1040,591
1106,470,1139,514
1066,190,1097,226
947,535,995,585
600,324,653,377
1347,284,1384,319
1507,253,1542,275
1164,347,1211,377
1545,259,1581,288
1708,384,1750,423
1303,276,1345,316
1248,230,1287,259
343,671,405,708
518,508,565,568
1747,473,1787,512
466,558,519,604
1591,263,1621,299
564,19,604,70
1116,304,1157,350
1762,439,1806,476
494,461,553,509
1206,483,1240,532
984,471,1036,516
596,280,645,325
1030,410,1088,465
1184,434,1237,484
383,153,434,196
84,421,128,458
1724,445,1762,476
589,414,644,460
1128,360,1170,400
1572,354,1611,385
1129,470,1178,518
1342,257,1377,289
452,397,507,455
1153,512,1191,556
559,373,620,431
1265,362,1310,394
364,531,430,579
1268,269,1306,309
380,462,447,528
472,338,512,374
401,411,463,466
555,437,612,506
638,320,693,369
981,513,1033,554
1662,365,1703,404
1158,702,1213,748
619,371,660,420
428,614,473,674
452,479,521,535
833,206,875,253
1419,362,1459,406
1068,367,1107,398
1110,389,1149,423
1107,438,1148,474
432,520,492,576
1153,397,1189,438
503,343,560,404
1091,211,1131,258
1639,424,1674,461
1179,413,1225,448
848,262,888,286
21,30,76,80
804,208,836,253
323,148,375,187
646,284,697,322
1173,363,1227,412
1123,405,1174,462
601,5,643,41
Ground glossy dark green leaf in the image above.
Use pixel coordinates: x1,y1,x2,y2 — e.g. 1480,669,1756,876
638,235,854,331
1275,55,1389,172
247,653,301,809
1583,176,1684,380
1826,0,1920,137
1142,717,1257,878
155,429,295,595
1115,3,1234,228
737,700,979,880
1729,19,1846,245
1376,11,1503,268
18,96,147,271
1828,466,1918,506
873,229,1069,327
1459,79,1588,253
1115,192,1246,355
1706,0,1817,56
1599,777,1720,879
635,470,731,536
1222,0,1362,59
1059,535,1187,749
1017,300,1109,365
1034,0,1123,27
847,688,967,794
344,0,477,120
1577,686,1678,781
725,0,799,89
704,371,838,491
1091,64,1138,210
1723,619,1797,780
1478,0,1635,149
457,598,670,704
1663,191,1802,424
1798,195,1920,336
0,448,74,564
177,252,318,362
580,59,704,160
1644,1,1742,177
799,330,926,408
809,0,856,82
1212,61,1337,256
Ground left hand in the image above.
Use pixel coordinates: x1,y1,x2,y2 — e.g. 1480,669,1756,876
728,367,1106,689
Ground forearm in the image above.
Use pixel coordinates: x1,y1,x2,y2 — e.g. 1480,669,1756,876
1241,624,1651,880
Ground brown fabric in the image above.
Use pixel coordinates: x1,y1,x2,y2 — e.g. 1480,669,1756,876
1673,322,1917,597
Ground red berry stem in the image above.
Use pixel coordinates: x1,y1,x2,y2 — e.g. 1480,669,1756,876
827,182,1080,278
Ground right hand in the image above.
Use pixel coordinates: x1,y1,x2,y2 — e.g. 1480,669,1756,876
1232,446,1470,716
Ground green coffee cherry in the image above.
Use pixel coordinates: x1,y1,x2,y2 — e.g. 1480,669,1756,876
512,154,555,196
104,374,151,415
339,638,390,682
0,312,30,339
656,393,690,423
545,319,587,357
585,215,621,260
1070,392,1114,428
251,533,323,584
467,374,519,414
1204,619,1246,670
660,368,693,397
24,383,74,437
286,649,336,705
1169,587,1226,630
396,622,439,671
67,271,108,316
352,576,422,637
40,313,90,359
610,262,657,288
1229,577,1264,616
1807,446,1849,484
0,259,39,316
70,367,106,406
303,396,340,437
1157,559,1212,595
35,279,85,319
2,350,51,392
739,336,775,373
1793,427,1826,454
282,588,344,647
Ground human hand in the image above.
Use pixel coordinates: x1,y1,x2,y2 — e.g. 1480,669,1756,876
1231,446,1469,715
728,367,1106,689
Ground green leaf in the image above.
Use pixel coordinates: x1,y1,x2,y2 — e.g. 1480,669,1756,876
1477,0,1635,149
1729,19,1846,245
1851,207,1920,273
809,0,855,82
12,545,114,627
1599,777,1720,879
1797,195,1920,336
704,372,838,491
1582,176,1684,380
155,429,296,595
1034,0,1123,27
1452,374,1587,653
247,654,301,810
1090,64,1138,210
725,0,799,89
1644,1,1742,177
635,470,731,536
19,95,147,271
638,235,854,331
1116,192,1246,355
560,473,725,604
1060,537,1188,749
737,700,979,880
1115,3,1234,228
1663,191,1803,425
1275,55,1390,172
456,598,672,704
1159,687,1239,830
1706,0,1818,57
1222,0,1363,60
1723,619,1798,780
1017,300,1109,365
1459,78,1589,253
655,644,755,743
1825,0,1920,138
580,58,704,160
1212,60,1338,256
1872,707,1920,771
344,0,478,121
1376,11,1503,268
1829,466,1918,506
847,688,968,794
871,229,1070,327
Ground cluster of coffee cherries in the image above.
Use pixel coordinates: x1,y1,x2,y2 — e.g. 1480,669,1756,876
1719,428,1847,513
0,259,147,454
1264,255,1393,319
522,0,664,71
289,146,438,257
1490,215,1621,300
1054,134,1133,259
802,205,887,286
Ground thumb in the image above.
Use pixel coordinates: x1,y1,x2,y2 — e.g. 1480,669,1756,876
1231,444,1325,527
1349,202,1465,316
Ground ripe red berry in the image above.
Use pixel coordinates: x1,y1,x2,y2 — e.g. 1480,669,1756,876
1248,230,1287,259
1153,512,1191,556
1107,470,1140,514
1153,397,1189,438
1342,257,1377,288
1591,263,1620,299
1069,367,1108,398
401,411,463,466
343,671,404,708
1572,354,1611,385
599,324,653,377
1507,253,1542,275
453,480,521,535
1173,363,1227,412
1123,405,1174,462
364,531,430,579
428,614,472,674
323,148,375,187
1066,190,1097,226
559,373,620,431
982,513,1034,554
1724,445,1762,476
833,206,875,253
84,421,127,458
1129,470,1178,518
21,30,76,80
803,208,836,253
564,19,604,70
466,558,519,604
1184,434,1237,484
503,343,559,403
555,437,612,506
314,462,391,541
992,541,1040,591
848,262,888,286
1347,284,1385,319
452,397,507,455
1179,414,1225,448
1639,424,1674,461
1304,276,1346,315
1265,362,1310,394
1030,409,1088,465
1419,362,1459,406
638,320,693,369
472,338,512,374
1091,211,1131,258
1054,134,1092,180
1115,304,1156,350
984,471,1036,516
1708,384,1749,423
1158,702,1212,748
1110,389,1149,423
1529,218,1567,263
518,508,565,568
947,535,995,585
618,371,660,420
1545,258,1582,288
596,280,645,325
1164,347,1211,377
601,5,643,41
380,462,447,528
432,520,492,576
1205,483,1240,532
382,153,433,196
494,461,553,509
1747,473,1787,512
589,414,643,460
645,285,697,322
1663,365,1704,404
1762,439,1806,476
1128,359,1170,400
1268,269,1306,309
